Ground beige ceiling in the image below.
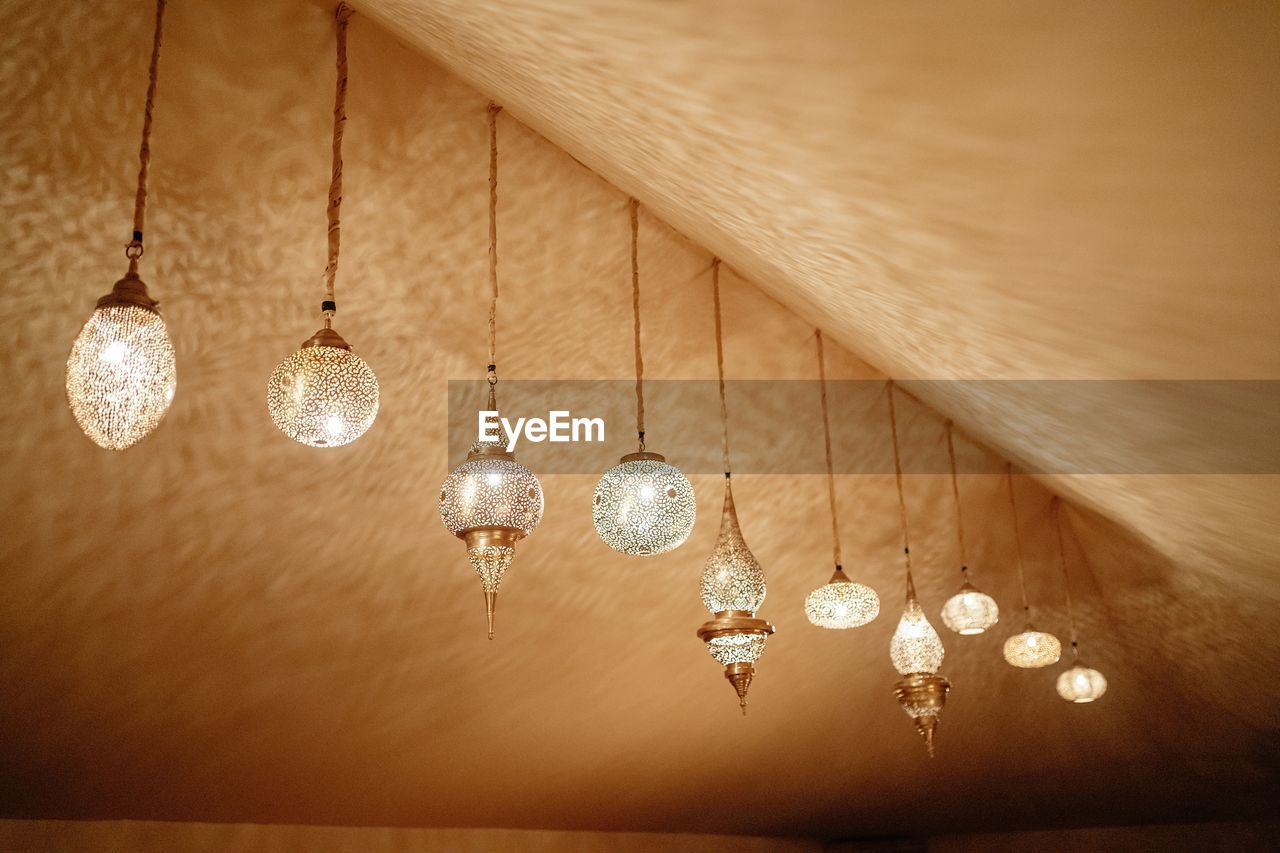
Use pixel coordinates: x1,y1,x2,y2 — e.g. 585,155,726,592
0,0,1276,841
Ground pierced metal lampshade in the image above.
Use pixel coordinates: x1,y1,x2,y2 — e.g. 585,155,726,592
1003,625,1062,668
439,440,544,638
940,580,1000,635
697,480,774,713
805,568,879,629
891,594,945,676
697,610,774,716
891,584,950,757
700,482,766,613
66,273,176,450
1057,664,1108,703
267,327,379,447
592,451,695,555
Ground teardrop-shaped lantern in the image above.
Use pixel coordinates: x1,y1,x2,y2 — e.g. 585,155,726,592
700,481,766,614
67,0,176,449
890,577,951,758
697,480,774,715
884,382,949,757
67,273,177,449
695,260,774,714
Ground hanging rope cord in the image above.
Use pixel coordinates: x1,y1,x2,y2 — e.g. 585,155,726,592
711,259,731,478
320,2,353,324
630,199,646,450
815,330,843,571
125,0,167,272
485,102,502,409
1005,463,1033,619
885,381,916,600
945,421,969,577
1052,496,1081,655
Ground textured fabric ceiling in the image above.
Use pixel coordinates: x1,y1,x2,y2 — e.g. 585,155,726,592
0,0,1277,841
355,0,1280,593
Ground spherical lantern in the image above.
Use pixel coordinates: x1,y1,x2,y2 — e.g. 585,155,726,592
266,328,378,448
696,481,774,714
940,581,1000,635
1003,625,1062,668
805,568,879,629
890,583,951,757
66,274,176,450
593,451,695,555
439,441,544,638
1057,664,1108,703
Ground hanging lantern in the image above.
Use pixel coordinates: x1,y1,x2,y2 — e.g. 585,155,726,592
438,102,543,638
66,0,176,450
697,479,774,714
890,577,951,758
1001,464,1061,669
1002,625,1062,668
267,327,378,447
805,568,880,630
884,381,950,756
67,277,177,450
593,200,695,556
1057,662,1108,703
803,330,879,630
1052,499,1109,703
593,451,695,555
938,421,998,635
941,581,1000,636
439,438,544,639
267,5,378,448
695,259,775,714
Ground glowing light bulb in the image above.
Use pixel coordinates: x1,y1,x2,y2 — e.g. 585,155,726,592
593,452,695,556
267,328,378,448
100,340,129,364
66,277,177,450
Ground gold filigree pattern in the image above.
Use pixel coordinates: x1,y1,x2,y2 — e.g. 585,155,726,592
805,578,879,629
266,344,379,448
65,304,176,450
592,456,695,556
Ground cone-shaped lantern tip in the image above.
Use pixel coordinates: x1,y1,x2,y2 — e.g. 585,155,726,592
727,665,753,716
916,715,938,758
484,588,497,640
